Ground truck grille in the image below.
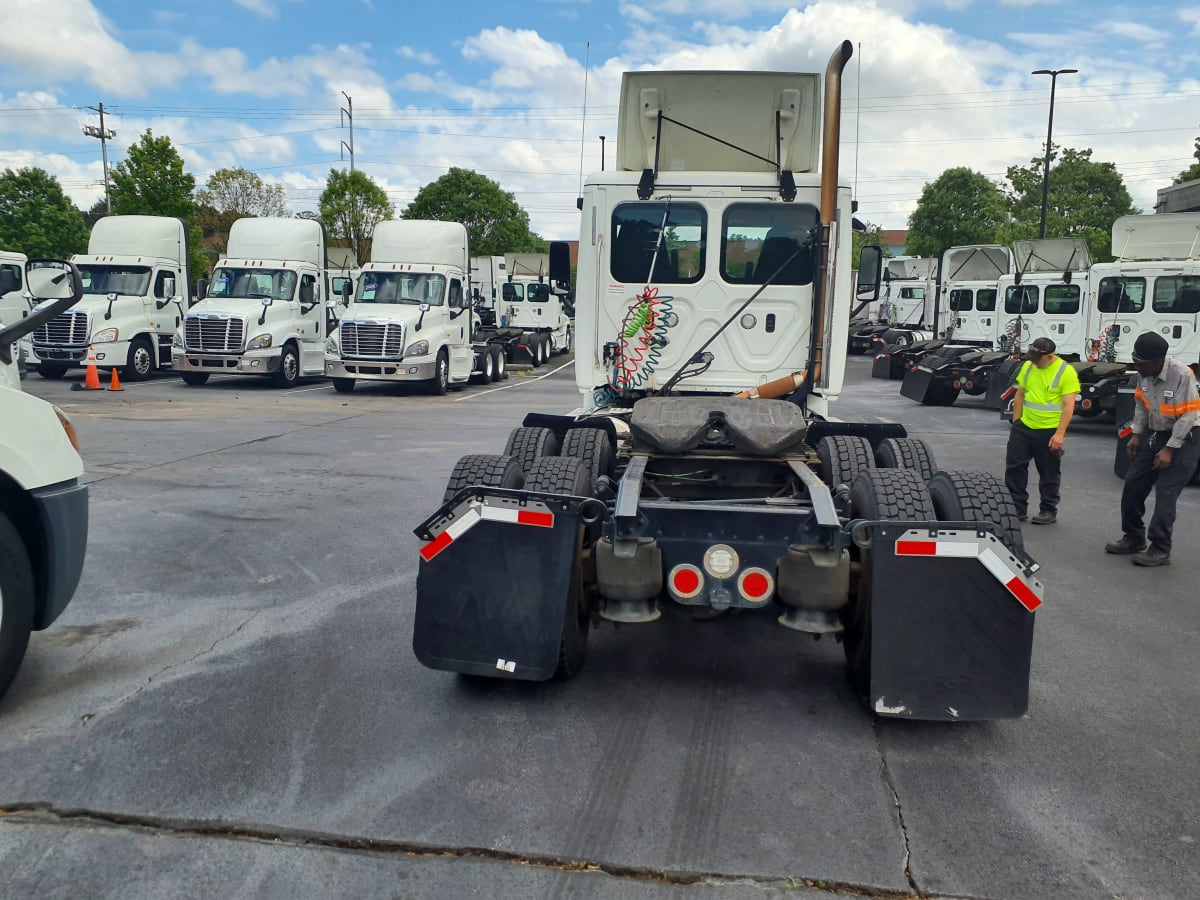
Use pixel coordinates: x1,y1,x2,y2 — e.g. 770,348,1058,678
341,320,404,359
32,310,89,346
185,315,245,353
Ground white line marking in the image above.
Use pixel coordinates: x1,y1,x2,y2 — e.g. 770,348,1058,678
454,359,575,402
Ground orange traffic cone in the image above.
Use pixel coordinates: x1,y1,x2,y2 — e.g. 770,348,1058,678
83,345,102,390
108,366,123,391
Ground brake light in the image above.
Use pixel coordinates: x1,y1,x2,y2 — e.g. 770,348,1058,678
669,564,704,599
737,568,774,603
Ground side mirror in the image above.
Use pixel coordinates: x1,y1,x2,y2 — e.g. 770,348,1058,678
261,295,272,307
163,276,175,298
549,241,571,291
1062,270,1072,285
196,279,208,301
856,245,882,300
340,281,351,305
419,302,431,312
0,261,84,364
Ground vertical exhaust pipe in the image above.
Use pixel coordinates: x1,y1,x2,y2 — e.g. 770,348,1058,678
810,40,854,385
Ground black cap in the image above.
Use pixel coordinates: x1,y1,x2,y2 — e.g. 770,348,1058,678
1131,332,1168,362
1027,337,1056,358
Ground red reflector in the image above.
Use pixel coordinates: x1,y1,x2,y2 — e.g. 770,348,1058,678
896,540,936,556
517,510,554,528
673,568,700,595
420,531,453,562
1006,576,1042,613
742,572,770,598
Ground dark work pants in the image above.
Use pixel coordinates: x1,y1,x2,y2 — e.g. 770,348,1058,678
1121,429,1200,553
1005,421,1062,515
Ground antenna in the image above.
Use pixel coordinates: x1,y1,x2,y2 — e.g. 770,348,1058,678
576,41,590,210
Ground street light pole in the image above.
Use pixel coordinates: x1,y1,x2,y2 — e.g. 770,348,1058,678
1032,67,1077,239
599,135,606,171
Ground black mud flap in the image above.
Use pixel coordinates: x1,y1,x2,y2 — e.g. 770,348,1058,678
860,522,1041,721
899,366,936,403
413,489,589,680
871,353,893,380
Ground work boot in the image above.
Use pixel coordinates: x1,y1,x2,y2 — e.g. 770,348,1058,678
1016,507,1028,522
1105,536,1148,555
1132,546,1171,567
1031,511,1056,525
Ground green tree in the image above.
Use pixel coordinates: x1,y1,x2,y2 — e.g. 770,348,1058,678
108,130,209,280
1001,147,1137,263
402,168,540,256
196,167,286,218
319,169,394,265
1173,136,1200,185
852,223,888,263
109,129,196,220
0,167,90,258
905,167,1009,258
82,197,109,229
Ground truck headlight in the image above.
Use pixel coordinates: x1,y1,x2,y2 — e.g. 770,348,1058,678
92,327,119,343
172,332,184,349
406,339,429,356
246,333,273,351
326,336,339,354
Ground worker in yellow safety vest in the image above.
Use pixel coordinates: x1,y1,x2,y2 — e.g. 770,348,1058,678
1004,337,1080,525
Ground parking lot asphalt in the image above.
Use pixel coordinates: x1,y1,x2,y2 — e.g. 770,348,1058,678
1,355,1197,899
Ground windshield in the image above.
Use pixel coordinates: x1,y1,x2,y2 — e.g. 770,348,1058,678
356,272,446,305
208,267,296,301
77,264,152,297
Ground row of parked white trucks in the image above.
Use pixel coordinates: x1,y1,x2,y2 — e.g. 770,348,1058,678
13,216,572,393
848,217,1200,426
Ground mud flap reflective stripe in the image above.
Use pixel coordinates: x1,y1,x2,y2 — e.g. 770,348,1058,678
894,531,1043,612
419,499,556,562
865,524,1040,721
413,489,581,681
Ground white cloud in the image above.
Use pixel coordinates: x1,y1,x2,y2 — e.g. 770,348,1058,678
1102,22,1170,44
398,46,439,66
233,0,279,19
0,0,184,97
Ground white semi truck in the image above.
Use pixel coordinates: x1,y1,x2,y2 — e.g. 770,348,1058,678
411,49,1044,721
325,220,514,394
29,216,189,381
0,261,89,702
501,251,573,365
173,217,330,388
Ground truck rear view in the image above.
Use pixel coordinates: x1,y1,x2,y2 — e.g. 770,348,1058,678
412,45,1043,721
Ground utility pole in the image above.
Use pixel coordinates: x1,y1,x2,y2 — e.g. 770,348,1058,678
600,135,606,171
340,92,355,172
1032,68,1077,239
83,102,116,212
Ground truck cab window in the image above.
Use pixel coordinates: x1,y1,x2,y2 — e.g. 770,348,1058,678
449,279,463,308
1,264,22,291
1004,285,1038,314
1043,284,1079,314
976,289,997,312
720,202,817,285
527,283,550,302
611,202,705,285
1152,275,1200,314
502,283,524,302
949,289,973,312
1097,277,1144,313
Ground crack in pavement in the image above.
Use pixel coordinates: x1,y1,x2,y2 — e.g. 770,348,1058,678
0,805,949,898
873,721,923,898
83,413,369,485
78,610,264,726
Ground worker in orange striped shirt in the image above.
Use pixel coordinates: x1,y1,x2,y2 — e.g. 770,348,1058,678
1105,332,1200,566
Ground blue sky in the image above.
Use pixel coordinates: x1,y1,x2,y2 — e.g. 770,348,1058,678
1,1,1198,238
